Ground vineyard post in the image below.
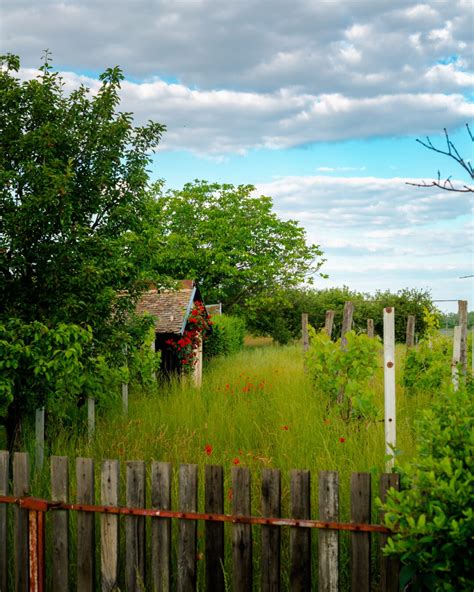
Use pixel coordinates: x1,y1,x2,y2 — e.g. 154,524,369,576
451,326,461,391
367,319,374,338
458,300,468,375
302,313,309,353
324,310,335,339
383,308,396,471
406,315,415,348
87,398,95,441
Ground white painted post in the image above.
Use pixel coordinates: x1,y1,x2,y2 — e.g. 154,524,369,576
383,308,396,470
35,407,45,471
451,325,462,391
87,397,95,440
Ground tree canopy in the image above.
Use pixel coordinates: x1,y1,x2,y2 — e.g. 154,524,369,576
150,180,325,310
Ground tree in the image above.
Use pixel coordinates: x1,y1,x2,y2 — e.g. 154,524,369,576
407,124,473,193
0,53,165,443
150,180,325,310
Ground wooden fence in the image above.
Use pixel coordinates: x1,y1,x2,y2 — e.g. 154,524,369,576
0,451,400,591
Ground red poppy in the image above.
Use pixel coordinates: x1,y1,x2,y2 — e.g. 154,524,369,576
233,458,240,465
280,425,289,431
204,444,213,456
339,437,346,443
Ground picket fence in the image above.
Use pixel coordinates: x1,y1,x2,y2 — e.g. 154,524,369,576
0,451,399,591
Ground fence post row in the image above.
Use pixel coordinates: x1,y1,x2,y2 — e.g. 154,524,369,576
0,451,400,591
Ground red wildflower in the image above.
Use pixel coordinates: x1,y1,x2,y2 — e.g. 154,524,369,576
233,458,240,465
324,419,331,425
339,437,346,443
280,425,289,431
204,444,213,456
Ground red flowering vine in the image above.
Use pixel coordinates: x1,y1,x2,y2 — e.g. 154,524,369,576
165,301,212,373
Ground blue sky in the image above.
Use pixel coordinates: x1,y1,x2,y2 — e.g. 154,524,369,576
2,0,473,313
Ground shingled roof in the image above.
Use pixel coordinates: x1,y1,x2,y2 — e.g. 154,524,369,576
135,280,203,335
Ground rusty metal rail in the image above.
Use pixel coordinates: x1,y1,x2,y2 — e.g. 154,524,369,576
0,493,392,591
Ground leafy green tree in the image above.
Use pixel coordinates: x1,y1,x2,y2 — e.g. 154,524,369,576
150,180,325,310
0,53,165,443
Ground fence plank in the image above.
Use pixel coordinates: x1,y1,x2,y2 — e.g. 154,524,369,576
290,469,310,591
351,473,371,592
205,465,225,592
0,450,9,592
126,461,146,592
151,462,172,592
35,408,45,472
51,456,69,591
319,471,339,592
261,468,281,592
76,458,95,592
101,460,119,592
379,474,400,592
177,464,198,592
324,310,335,338
232,466,252,591
13,452,29,592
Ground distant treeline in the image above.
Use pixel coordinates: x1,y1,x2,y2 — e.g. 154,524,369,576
439,310,474,329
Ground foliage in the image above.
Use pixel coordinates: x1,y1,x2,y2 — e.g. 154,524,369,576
164,302,212,373
0,53,165,440
382,387,474,591
245,285,436,344
204,314,246,360
403,309,452,394
305,328,382,420
149,180,325,310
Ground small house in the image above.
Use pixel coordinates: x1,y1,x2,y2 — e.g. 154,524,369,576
135,280,210,384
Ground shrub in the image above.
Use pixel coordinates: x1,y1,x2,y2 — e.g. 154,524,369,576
382,387,474,591
204,314,246,360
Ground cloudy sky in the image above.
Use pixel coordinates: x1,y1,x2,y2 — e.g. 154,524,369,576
2,0,473,312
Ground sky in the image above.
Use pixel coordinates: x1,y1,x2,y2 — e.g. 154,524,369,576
2,0,473,313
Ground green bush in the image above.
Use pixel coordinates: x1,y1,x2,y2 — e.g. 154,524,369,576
382,387,474,591
204,314,246,360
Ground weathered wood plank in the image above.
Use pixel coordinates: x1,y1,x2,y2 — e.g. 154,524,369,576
232,466,252,591
205,465,224,592
76,457,95,592
35,408,44,472
13,452,29,592
0,450,9,592
101,460,119,592
261,468,281,592
151,461,172,592
177,464,198,592
126,461,146,592
351,473,371,592
319,470,339,592
406,315,415,348
290,469,310,591
379,474,400,592
324,310,335,338
302,313,309,353
367,318,374,338
51,456,69,591
341,301,354,346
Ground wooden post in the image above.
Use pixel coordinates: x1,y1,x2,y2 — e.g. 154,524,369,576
232,467,252,591
341,301,354,348
452,325,462,391
406,315,415,348
0,450,9,592
367,318,374,338
13,452,29,592
151,462,172,592
383,308,396,471
51,456,69,592
126,461,146,592
302,313,309,353
458,300,468,375
177,464,198,592
35,407,45,472
379,474,400,592
77,457,95,592
319,471,339,592
87,398,95,441
205,465,225,592
324,310,335,339
261,468,281,592
290,469,311,590
351,473,371,591
101,460,120,592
